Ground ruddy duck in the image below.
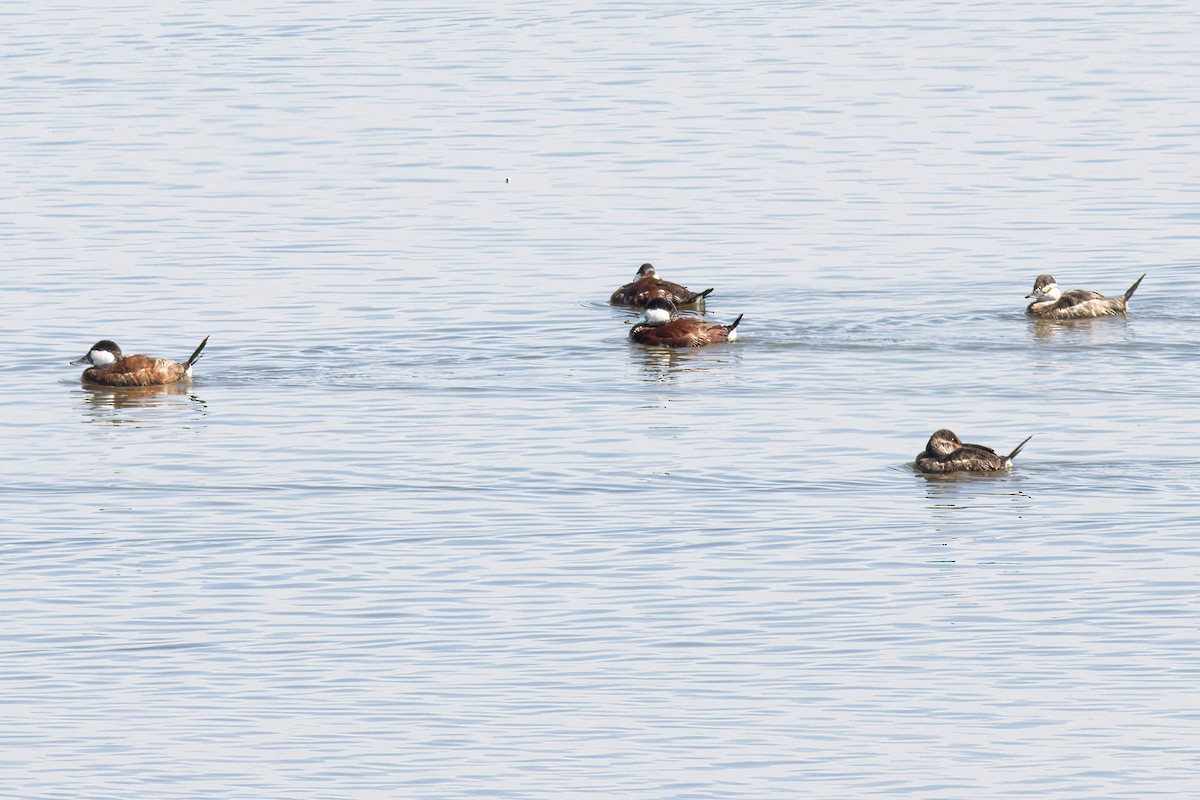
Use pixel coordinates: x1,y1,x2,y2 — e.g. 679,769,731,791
71,336,209,387
629,298,742,347
915,429,1032,474
610,263,714,308
1025,273,1145,319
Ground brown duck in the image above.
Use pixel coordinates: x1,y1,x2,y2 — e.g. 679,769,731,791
915,429,1032,474
610,263,713,308
629,298,741,347
71,337,209,387
1025,273,1145,319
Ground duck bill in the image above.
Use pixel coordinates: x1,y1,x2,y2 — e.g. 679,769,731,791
70,355,92,366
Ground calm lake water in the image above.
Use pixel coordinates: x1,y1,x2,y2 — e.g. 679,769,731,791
3,2,1200,798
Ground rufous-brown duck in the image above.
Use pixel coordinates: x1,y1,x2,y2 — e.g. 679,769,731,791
610,263,713,308
71,337,209,387
628,298,741,347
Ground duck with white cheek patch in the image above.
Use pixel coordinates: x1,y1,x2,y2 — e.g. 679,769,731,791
1025,273,1145,319
628,298,742,348
71,337,209,387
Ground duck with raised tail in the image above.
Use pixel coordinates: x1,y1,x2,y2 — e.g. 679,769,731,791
71,336,209,387
610,263,713,308
628,298,741,347
1025,273,1145,319
915,429,1032,474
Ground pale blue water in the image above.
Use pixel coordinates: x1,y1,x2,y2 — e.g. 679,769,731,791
3,2,1200,798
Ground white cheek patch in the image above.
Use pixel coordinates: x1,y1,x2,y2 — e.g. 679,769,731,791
89,349,117,366
644,308,671,325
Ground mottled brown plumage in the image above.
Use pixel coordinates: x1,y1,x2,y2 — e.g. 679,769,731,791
915,429,1032,474
1025,273,1145,319
610,263,713,308
82,355,193,386
628,298,742,348
72,337,209,387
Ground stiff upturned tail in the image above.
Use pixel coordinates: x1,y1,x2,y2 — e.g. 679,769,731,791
185,336,210,367
688,287,714,303
726,314,744,332
1006,435,1033,463
1123,273,1146,302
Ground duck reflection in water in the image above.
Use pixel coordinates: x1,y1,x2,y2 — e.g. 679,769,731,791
629,340,743,383
920,475,1033,521
80,383,207,425
1029,314,1134,345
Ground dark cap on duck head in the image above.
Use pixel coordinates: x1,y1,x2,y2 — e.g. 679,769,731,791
1031,274,1057,292
70,339,122,366
641,296,677,325
926,428,962,455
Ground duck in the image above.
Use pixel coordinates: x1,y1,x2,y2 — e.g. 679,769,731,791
71,336,209,387
610,263,714,308
629,298,742,347
1025,273,1145,319
915,429,1032,474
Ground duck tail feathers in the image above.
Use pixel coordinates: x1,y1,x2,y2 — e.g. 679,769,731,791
690,287,714,302
1123,273,1146,302
726,314,744,332
1006,435,1033,462
186,336,210,367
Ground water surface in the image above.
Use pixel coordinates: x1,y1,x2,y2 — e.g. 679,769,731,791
3,2,1200,798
